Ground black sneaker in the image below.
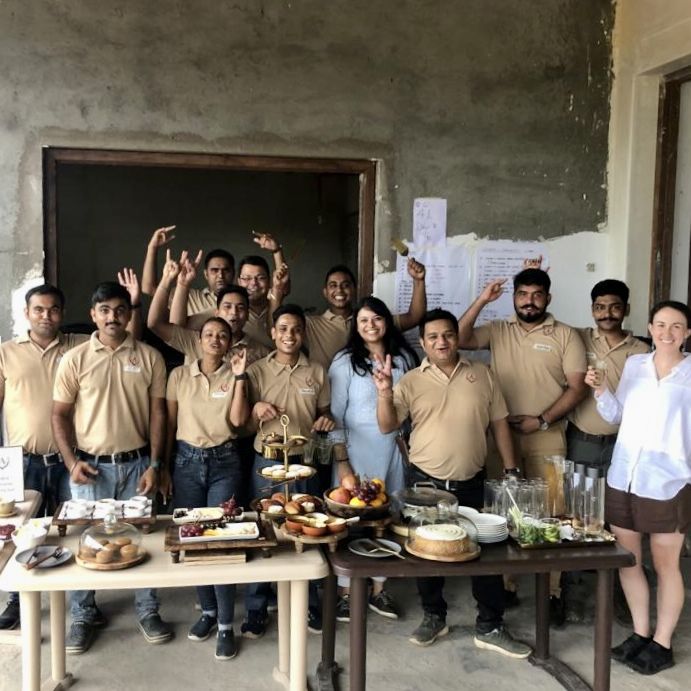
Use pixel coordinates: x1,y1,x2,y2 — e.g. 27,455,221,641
368,591,399,619
612,632,652,663
308,607,322,634
549,595,566,628
241,610,267,639
92,607,108,628
66,621,95,655
409,613,448,647
626,640,674,675
138,613,173,644
215,629,238,660
0,600,20,630
336,595,350,623
188,614,217,642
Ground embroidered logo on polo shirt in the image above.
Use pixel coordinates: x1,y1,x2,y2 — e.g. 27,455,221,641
466,372,477,383
212,382,230,398
123,354,142,373
533,343,552,352
543,326,554,336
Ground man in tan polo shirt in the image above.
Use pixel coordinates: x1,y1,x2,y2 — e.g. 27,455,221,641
458,268,588,622
375,308,529,658
568,279,649,470
52,282,172,654
0,284,88,630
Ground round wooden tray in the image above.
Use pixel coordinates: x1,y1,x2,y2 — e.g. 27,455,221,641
76,551,147,570
404,541,481,563
250,496,325,520
277,523,348,553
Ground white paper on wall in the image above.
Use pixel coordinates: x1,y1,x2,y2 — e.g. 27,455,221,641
412,198,447,247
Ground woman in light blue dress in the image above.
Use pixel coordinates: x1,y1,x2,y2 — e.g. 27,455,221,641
329,296,418,621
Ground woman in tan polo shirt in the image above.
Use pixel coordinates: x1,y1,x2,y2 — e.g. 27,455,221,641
166,317,249,661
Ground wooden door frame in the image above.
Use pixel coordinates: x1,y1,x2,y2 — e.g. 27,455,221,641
650,65,691,309
43,147,377,296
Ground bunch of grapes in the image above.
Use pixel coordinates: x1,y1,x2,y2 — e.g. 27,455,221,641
180,524,204,538
219,496,241,518
353,480,379,504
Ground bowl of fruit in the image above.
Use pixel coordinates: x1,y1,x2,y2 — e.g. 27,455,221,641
324,474,390,519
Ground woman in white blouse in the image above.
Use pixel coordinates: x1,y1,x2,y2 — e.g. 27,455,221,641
586,300,691,675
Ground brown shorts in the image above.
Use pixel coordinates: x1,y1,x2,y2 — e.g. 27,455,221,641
605,483,691,534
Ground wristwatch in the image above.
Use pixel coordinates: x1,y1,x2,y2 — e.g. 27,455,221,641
504,468,521,478
149,458,161,470
537,415,550,431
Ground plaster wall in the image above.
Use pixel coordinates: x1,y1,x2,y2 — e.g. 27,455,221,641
1,1,613,339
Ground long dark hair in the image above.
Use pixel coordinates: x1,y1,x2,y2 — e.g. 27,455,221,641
342,296,419,376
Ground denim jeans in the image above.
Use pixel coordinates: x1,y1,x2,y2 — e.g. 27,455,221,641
411,467,505,634
173,440,243,625
69,456,159,623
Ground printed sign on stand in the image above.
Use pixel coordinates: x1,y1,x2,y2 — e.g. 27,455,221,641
0,446,24,502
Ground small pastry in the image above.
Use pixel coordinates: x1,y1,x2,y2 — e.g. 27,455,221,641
95,549,114,564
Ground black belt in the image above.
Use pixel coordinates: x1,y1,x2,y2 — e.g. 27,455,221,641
77,446,148,464
567,423,617,444
410,465,477,492
25,452,62,467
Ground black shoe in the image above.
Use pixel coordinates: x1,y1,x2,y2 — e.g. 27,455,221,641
188,613,217,641
503,590,520,609
138,613,173,644
0,600,20,630
612,632,652,663
215,629,238,660
308,607,322,634
66,621,95,655
336,595,350,623
241,610,267,639
92,606,108,628
627,640,674,675
549,595,566,628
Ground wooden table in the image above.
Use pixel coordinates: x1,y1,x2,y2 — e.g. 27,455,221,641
321,537,634,691
0,518,328,691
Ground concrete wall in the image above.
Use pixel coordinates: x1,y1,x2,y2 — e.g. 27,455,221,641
0,0,614,338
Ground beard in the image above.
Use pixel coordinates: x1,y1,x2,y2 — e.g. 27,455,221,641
515,306,547,323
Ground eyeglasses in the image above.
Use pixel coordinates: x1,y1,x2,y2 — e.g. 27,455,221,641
239,275,268,283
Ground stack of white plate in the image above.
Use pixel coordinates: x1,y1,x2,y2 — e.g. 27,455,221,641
468,513,508,543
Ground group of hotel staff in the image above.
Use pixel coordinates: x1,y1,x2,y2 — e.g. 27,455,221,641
0,226,688,674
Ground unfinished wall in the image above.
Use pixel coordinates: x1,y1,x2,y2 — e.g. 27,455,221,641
0,0,613,338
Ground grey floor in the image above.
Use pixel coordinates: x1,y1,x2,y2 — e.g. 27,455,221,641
0,564,688,691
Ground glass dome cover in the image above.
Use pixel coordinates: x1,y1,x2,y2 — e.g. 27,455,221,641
407,500,479,558
78,510,144,567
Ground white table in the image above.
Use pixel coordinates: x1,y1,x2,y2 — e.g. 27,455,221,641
0,518,328,691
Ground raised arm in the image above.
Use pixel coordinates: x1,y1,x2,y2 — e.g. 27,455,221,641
457,278,506,349
397,257,427,332
118,267,143,340
141,226,176,296
170,250,202,326
147,250,182,341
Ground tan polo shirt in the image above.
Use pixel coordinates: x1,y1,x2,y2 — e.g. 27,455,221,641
474,314,586,416
569,328,650,435
164,324,270,366
305,310,352,371
0,332,88,455
247,352,330,455
187,305,274,350
393,357,508,481
166,360,239,447
186,287,216,316
53,333,167,455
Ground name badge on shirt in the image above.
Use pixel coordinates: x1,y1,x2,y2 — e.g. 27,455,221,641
299,387,316,395
533,343,552,353
211,390,228,399
123,364,142,373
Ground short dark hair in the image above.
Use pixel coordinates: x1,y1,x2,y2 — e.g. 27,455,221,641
272,303,306,329
649,299,691,325
25,284,65,308
90,282,131,308
419,309,458,338
238,255,270,276
204,249,235,270
324,265,356,286
591,279,629,304
216,284,249,308
513,268,551,293
199,316,231,338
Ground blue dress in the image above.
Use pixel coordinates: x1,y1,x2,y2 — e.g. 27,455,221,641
328,351,414,493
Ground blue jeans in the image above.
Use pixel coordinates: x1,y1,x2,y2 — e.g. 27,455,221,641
69,456,159,623
173,440,243,625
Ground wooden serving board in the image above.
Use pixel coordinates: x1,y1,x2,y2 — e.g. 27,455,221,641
163,521,277,563
52,502,157,537
76,552,146,570
405,542,481,563
276,523,348,553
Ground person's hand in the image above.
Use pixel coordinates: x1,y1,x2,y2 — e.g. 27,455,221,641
312,415,336,432
177,250,203,287
230,348,247,376
407,257,426,281
160,249,182,286
118,267,141,305
69,460,98,485
158,469,173,501
479,278,507,304
507,415,539,434
272,263,290,297
148,226,176,249
253,401,282,422
252,231,281,253
585,367,608,395
137,466,157,495
522,255,543,270
372,353,394,394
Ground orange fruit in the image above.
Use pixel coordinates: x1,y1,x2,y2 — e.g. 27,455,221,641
349,497,367,508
